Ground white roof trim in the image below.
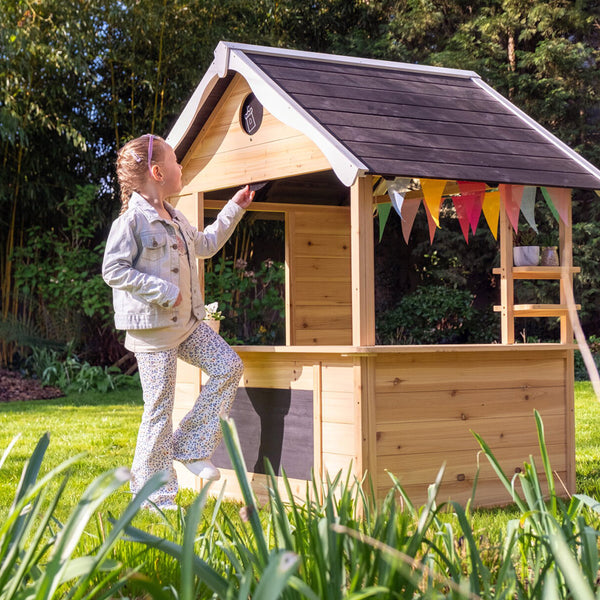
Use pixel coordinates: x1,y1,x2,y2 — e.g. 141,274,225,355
472,78,600,185
220,41,480,80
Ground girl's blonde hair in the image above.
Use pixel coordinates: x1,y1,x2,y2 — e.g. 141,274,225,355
116,134,167,214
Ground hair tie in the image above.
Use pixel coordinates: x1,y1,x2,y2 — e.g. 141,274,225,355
131,151,142,163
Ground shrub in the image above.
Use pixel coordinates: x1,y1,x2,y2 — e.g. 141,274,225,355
376,284,497,344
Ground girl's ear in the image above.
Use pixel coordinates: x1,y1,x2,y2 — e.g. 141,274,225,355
149,163,162,182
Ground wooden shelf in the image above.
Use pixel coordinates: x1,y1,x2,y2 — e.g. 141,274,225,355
493,266,580,279
494,303,580,317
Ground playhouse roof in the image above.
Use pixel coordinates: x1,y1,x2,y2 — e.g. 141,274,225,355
167,41,600,189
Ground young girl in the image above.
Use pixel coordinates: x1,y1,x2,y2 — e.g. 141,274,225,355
102,134,254,511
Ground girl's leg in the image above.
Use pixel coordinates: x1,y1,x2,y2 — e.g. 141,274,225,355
132,349,179,509
173,322,244,462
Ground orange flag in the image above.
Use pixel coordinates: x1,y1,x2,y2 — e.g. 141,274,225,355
423,200,438,243
482,190,500,240
499,184,523,232
401,197,421,244
420,179,447,228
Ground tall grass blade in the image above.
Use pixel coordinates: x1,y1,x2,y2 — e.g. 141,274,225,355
252,551,299,600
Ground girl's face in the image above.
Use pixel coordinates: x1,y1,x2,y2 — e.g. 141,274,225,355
158,144,183,196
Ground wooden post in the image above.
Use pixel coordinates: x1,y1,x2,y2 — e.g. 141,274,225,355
559,196,574,345
350,175,375,346
498,202,515,344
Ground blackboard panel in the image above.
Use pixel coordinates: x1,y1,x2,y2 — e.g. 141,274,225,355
212,387,314,481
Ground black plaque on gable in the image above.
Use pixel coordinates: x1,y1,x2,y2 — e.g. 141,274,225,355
212,387,314,480
240,93,263,135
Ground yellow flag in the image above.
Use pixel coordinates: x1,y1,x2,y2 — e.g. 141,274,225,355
482,190,500,240
420,179,447,228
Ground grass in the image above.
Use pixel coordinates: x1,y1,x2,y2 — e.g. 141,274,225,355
1,382,599,595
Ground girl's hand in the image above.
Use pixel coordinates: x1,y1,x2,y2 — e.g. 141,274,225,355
232,185,255,209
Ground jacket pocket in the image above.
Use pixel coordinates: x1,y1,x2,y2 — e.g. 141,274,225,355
139,231,168,262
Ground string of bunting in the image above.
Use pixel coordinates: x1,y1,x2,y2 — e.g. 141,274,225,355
374,177,573,244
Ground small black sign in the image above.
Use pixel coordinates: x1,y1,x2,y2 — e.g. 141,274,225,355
241,93,263,135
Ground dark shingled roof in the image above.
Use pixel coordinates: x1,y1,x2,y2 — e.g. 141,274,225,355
169,43,600,189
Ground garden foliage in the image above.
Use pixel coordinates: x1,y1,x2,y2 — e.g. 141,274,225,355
4,412,600,599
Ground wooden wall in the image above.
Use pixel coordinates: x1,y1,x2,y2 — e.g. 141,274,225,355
175,346,574,508
372,347,574,506
286,207,352,345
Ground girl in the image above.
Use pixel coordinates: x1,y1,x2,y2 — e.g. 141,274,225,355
102,134,254,511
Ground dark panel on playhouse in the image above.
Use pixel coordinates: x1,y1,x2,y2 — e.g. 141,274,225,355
212,387,314,481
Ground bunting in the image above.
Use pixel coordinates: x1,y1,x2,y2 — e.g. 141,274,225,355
499,184,523,233
420,179,447,228
401,197,421,244
482,190,500,240
541,187,571,225
520,186,538,233
374,177,571,248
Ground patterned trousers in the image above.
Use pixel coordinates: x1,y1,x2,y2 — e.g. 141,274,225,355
131,322,244,508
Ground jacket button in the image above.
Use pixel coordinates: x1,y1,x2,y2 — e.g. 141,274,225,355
172,316,178,322
152,240,158,247
172,244,178,250
172,268,179,273
162,302,169,307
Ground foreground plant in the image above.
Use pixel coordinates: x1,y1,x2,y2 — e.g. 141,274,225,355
0,433,166,600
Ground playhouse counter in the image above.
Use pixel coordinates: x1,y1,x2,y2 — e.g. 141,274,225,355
175,343,575,507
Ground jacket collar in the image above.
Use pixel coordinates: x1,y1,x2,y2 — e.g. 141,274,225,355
129,191,177,223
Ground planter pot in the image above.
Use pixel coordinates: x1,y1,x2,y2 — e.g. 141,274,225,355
204,319,221,334
513,245,540,267
540,246,559,266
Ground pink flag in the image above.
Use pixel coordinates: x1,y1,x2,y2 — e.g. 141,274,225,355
457,181,485,235
544,187,571,225
452,195,471,243
401,197,421,244
500,184,523,232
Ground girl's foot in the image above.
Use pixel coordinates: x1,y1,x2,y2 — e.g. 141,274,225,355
184,459,221,480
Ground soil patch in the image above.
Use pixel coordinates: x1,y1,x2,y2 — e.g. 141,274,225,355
0,369,64,403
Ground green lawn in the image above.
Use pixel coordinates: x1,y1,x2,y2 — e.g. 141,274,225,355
1,382,599,524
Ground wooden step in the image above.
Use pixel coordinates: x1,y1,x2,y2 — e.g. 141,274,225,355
492,266,580,279
494,304,580,317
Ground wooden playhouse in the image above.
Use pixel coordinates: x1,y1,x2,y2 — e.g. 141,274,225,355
165,42,600,507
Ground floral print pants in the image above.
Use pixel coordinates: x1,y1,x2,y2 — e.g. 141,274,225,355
131,322,244,508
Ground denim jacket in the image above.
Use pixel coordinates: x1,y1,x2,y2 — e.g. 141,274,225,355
102,192,245,330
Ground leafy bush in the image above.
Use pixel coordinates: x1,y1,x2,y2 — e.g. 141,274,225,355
376,284,497,344
25,343,140,393
204,257,285,345
12,185,113,345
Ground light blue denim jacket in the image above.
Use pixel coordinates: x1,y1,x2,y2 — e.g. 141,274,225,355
102,192,245,330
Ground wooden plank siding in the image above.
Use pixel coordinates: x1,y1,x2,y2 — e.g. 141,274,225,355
372,349,572,506
245,52,600,188
287,207,352,345
179,74,331,193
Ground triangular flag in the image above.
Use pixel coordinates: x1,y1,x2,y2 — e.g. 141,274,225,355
500,184,523,232
464,193,484,234
378,202,392,242
541,187,571,225
596,190,600,198
520,186,538,233
387,177,411,218
389,189,405,217
420,179,447,228
452,195,471,243
401,197,421,244
457,181,486,197
482,190,500,240
373,176,388,196
423,200,438,243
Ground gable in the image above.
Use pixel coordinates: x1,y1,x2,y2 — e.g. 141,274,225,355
180,74,331,193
